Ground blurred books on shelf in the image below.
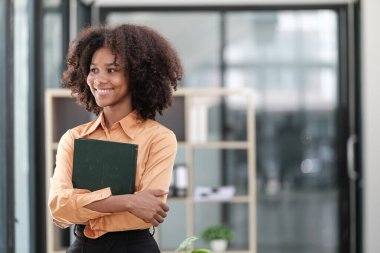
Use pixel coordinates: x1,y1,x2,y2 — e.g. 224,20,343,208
169,164,188,198
194,186,236,201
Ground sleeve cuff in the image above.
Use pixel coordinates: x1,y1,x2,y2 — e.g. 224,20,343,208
75,187,112,208
75,187,113,218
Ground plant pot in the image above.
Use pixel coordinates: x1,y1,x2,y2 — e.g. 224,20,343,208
210,239,228,252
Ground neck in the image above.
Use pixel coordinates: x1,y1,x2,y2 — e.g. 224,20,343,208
102,105,133,129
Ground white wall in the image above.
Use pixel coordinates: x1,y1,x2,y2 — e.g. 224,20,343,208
362,0,380,253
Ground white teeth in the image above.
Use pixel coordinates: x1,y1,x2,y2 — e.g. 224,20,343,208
97,89,112,93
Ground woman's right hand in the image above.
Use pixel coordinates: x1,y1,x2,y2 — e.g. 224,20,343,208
127,189,169,226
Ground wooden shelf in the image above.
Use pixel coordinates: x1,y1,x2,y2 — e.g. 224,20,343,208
168,196,251,203
167,197,188,202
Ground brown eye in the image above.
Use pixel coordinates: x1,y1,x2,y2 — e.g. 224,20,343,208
90,68,98,74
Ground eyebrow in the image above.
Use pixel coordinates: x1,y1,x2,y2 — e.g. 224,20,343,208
90,62,120,66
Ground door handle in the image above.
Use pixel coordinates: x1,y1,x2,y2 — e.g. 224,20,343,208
347,134,358,181
347,134,358,253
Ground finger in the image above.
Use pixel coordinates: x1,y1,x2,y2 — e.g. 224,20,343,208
161,203,169,212
150,218,159,227
157,210,167,218
156,208,167,218
154,214,164,223
144,218,158,227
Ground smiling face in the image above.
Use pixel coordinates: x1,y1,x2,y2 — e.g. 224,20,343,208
87,47,131,111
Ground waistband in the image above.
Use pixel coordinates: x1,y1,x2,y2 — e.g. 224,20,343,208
74,224,154,241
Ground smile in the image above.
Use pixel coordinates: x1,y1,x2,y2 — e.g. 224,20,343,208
96,88,113,94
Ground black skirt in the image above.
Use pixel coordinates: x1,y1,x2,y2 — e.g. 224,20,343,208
66,225,160,253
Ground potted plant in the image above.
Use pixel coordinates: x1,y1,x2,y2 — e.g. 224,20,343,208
201,225,233,252
175,236,212,253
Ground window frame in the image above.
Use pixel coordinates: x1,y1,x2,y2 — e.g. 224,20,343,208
0,0,15,252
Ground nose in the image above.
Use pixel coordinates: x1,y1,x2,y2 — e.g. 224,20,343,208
94,74,108,86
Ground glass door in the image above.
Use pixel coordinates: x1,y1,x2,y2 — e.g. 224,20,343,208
224,10,339,253
97,6,350,253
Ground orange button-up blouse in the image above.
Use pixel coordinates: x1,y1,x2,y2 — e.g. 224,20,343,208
48,110,177,238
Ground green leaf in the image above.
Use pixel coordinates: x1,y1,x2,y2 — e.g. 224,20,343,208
175,236,199,252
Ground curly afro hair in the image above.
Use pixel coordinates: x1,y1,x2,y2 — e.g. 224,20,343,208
61,24,183,120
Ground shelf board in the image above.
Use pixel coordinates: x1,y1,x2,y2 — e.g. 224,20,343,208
173,87,252,96
193,195,251,203
45,88,71,97
168,196,251,203
51,249,67,253
167,197,188,202
190,141,250,149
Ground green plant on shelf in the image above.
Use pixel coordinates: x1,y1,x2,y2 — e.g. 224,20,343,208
201,224,234,252
201,224,233,243
175,236,212,253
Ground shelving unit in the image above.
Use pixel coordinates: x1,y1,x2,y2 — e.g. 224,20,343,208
157,88,256,252
45,89,95,253
45,88,256,253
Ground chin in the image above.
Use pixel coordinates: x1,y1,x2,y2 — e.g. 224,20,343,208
95,100,110,108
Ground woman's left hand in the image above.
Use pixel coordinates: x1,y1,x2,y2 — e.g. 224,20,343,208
127,189,169,226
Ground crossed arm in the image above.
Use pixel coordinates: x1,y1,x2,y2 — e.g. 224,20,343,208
53,189,169,228
84,189,169,226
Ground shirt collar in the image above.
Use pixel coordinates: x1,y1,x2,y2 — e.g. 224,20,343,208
80,110,142,140
81,113,103,137
119,110,142,140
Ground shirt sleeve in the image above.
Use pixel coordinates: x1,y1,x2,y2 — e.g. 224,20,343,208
48,130,112,226
87,130,177,237
138,129,177,194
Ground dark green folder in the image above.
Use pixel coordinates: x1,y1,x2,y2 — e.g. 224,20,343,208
72,138,138,195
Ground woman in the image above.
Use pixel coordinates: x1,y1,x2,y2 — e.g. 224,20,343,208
48,24,183,252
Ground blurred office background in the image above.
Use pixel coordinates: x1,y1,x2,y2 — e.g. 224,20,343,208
1,0,379,253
